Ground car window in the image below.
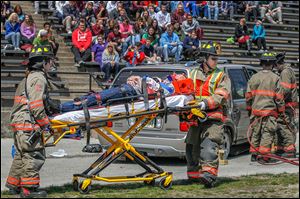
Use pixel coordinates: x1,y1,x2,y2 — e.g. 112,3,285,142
246,69,257,79
113,70,187,87
228,69,248,100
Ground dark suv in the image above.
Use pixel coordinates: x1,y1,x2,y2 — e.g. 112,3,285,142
97,64,258,159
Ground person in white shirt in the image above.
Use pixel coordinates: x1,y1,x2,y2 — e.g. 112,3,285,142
155,4,170,31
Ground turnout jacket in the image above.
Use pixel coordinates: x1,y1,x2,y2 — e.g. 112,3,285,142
278,65,298,110
246,70,285,118
10,71,51,132
189,65,231,122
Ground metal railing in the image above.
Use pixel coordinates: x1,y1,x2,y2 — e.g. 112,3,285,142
1,70,106,94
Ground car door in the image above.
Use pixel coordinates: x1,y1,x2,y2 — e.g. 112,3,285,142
227,68,249,142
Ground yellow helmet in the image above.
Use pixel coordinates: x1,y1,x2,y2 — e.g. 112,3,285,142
200,41,222,56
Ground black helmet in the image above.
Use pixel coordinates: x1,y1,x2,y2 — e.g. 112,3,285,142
200,41,222,56
276,52,286,64
28,46,54,67
260,52,277,62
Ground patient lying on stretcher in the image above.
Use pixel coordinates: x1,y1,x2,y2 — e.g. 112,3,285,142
59,74,194,113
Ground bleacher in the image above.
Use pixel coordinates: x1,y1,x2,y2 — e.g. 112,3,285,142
1,1,299,109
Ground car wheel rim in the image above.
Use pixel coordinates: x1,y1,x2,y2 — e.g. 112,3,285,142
222,132,231,159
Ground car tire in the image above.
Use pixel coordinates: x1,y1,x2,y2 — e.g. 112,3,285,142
221,128,232,160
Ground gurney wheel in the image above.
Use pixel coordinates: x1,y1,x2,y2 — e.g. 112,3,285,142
159,177,172,190
79,180,92,194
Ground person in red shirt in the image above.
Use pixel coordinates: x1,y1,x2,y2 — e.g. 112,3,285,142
124,42,145,67
171,3,187,25
71,20,92,67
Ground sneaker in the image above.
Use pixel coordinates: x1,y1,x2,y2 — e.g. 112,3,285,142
20,187,47,198
258,49,264,53
74,63,80,67
279,21,283,24
34,11,38,15
68,30,72,34
79,60,85,67
199,172,217,188
203,17,207,20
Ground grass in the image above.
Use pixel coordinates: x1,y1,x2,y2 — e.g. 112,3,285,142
1,173,299,198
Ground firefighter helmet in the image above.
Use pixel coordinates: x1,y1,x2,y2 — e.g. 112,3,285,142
276,52,286,64
28,46,54,65
260,52,277,62
200,41,222,56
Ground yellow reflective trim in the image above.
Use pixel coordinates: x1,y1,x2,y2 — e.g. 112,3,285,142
37,48,42,52
44,47,49,52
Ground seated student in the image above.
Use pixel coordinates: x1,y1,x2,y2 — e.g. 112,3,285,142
82,1,97,27
183,30,201,60
38,22,59,56
91,35,108,71
20,14,36,44
59,73,193,113
159,24,183,62
62,1,80,34
5,12,21,50
142,39,161,64
234,18,251,54
124,42,146,67
251,20,267,52
71,20,92,67
102,43,120,81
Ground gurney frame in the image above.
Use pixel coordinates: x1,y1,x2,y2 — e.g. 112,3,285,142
48,89,206,194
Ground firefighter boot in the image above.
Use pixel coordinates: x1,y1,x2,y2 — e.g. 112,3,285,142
250,153,258,162
280,150,296,158
199,172,217,188
5,184,20,195
20,187,47,198
257,156,279,164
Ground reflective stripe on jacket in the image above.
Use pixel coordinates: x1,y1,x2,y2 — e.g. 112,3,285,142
10,71,50,132
189,65,231,122
245,70,285,118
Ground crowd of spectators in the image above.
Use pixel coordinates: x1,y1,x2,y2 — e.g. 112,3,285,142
1,1,287,81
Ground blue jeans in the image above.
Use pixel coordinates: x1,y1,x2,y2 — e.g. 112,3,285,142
102,62,120,81
5,32,20,48
60,84,137,112
162,44,183,62
208,7,219,20
197,5,209,18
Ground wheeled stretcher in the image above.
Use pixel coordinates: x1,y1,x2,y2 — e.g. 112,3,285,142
44,90,207,193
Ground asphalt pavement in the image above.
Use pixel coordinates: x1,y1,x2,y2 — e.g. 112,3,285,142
1,134,299,191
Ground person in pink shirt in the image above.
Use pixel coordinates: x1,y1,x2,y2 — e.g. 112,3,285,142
20,14,36,44
119,17,137,51
71,20,92,67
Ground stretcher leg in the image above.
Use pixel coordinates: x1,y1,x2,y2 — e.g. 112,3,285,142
72,114,173,193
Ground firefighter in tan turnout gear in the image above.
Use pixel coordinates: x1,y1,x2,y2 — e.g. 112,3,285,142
274,52,298,158
5,46,55,198
245,52,285,163
185,41,231,188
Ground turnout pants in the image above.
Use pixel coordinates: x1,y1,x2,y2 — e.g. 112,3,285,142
185,120,224,177
249,116,277,154
275,108,296,152
6,131,46,189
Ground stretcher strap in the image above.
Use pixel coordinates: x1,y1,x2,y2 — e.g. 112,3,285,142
82,100,91,145
142,77,149,110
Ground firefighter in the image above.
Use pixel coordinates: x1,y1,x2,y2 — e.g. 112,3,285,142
245,52,285,163
274,52,298,158
5,46,55,198
185,41,231,188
